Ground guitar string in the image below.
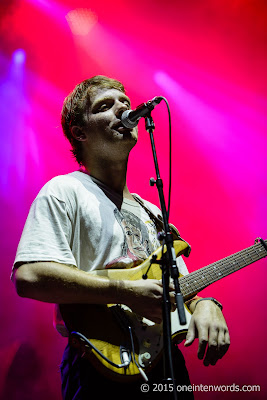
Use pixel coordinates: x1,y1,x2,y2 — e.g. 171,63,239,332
180,244,266,297
180,250,260,297
179,242,267,298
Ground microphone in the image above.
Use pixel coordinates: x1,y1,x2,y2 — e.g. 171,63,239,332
121,96,163,129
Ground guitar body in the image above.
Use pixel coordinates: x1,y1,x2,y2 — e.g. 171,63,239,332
59,240,191,381
59,238,267,381
61,303,191,381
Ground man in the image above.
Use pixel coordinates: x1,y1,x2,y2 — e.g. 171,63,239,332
12,76,230,399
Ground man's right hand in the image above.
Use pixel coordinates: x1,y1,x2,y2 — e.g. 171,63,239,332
124,279,176,324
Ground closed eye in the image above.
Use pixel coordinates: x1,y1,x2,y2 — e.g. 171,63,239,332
123,100,131,109
97,103,110,112
94,99,114,113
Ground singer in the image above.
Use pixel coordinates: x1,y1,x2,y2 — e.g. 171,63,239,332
12,75,230,400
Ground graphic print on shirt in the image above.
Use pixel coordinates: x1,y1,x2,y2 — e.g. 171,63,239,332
105,208,160,269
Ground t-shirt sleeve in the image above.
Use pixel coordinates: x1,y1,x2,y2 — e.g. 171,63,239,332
13,193,77,268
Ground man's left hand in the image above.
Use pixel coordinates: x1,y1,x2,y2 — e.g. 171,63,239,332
184,300,230,366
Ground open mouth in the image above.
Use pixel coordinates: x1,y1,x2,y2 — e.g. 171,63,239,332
111,120,132,133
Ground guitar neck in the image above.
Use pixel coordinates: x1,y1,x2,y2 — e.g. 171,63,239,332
180,240,267,299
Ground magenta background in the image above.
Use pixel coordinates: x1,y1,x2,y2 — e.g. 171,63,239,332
0,1,266,399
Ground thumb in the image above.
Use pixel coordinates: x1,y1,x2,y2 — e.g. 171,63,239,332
184,324,195,347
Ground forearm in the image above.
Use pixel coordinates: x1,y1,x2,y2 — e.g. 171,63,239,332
13,262,177,323
13,261,129,305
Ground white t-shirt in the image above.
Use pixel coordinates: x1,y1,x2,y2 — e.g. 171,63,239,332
14,171,188,273
13,171,189,334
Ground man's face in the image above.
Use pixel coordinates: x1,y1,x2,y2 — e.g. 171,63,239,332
82,88,138,159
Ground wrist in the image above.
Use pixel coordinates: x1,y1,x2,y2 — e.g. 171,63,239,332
194,297,223,311
114,279,135,306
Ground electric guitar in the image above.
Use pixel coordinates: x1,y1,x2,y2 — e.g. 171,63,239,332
59,238,267,382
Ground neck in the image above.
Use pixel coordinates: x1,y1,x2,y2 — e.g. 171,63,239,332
83,156,131,195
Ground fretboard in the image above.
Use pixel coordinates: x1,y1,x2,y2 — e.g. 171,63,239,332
179,240,267,299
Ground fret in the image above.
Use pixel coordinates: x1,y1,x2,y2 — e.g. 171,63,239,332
179,279,198,298
222,257,239,271
244,249,256,263
179,240,267,298
255,246,265,258
187,278,200,292
239,251,251,265
179,277,194,291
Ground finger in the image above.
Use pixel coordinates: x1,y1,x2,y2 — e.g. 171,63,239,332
204,325,230,366
197,327,209,360
156,280,175,291
225,330,230,347
203,326,219,366
203,345,218,366
217,329,230,359
169,292,176,304
166,292,177,311
217,329,226,358
169,282,175,291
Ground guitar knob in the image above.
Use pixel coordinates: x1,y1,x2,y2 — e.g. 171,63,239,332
141,352,151,363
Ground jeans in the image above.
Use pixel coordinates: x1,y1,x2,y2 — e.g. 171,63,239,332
60,343,194,400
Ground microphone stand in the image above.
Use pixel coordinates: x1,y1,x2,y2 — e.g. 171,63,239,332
145,114,187,399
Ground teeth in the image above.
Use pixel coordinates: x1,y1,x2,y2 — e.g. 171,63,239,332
112,121,131,132
112,120,125,130
114,124,127,131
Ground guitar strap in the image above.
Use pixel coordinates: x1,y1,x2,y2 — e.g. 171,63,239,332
132,194,191,257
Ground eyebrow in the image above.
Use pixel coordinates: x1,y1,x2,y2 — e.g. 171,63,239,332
91,94,131,111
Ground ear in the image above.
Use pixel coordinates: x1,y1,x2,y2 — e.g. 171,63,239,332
70,126,87,142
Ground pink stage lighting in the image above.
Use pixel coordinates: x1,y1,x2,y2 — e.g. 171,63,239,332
12,49,26,64
66,8,98,36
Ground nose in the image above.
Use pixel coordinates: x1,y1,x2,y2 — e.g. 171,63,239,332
114,100,129,118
